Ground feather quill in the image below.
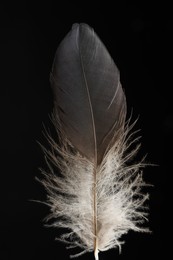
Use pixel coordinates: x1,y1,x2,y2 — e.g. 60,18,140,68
40,23,149,259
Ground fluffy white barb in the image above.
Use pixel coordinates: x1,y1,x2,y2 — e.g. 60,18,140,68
40,120,149,259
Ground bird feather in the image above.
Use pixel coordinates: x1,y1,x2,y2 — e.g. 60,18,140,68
40,23,149,259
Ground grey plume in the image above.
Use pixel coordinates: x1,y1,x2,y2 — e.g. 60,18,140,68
40,23,149,260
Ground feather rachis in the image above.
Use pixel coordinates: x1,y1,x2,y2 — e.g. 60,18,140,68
78,31,99,253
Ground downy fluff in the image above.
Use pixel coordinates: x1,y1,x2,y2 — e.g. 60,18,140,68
40,23,149,259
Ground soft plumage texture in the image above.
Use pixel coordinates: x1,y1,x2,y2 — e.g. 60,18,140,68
40,23,149,259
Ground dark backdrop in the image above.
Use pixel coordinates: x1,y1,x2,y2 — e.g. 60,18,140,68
1,1,172,259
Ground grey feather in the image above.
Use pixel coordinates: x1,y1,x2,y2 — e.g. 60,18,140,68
40,23,150,260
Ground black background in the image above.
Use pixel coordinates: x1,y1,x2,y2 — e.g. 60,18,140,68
1,1,172,259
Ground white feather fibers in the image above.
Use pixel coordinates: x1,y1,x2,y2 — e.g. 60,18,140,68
40,118,149,259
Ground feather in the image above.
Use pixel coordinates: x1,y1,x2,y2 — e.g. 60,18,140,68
40,23,149,259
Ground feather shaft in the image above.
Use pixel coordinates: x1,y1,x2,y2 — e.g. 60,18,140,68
93,166,98,258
